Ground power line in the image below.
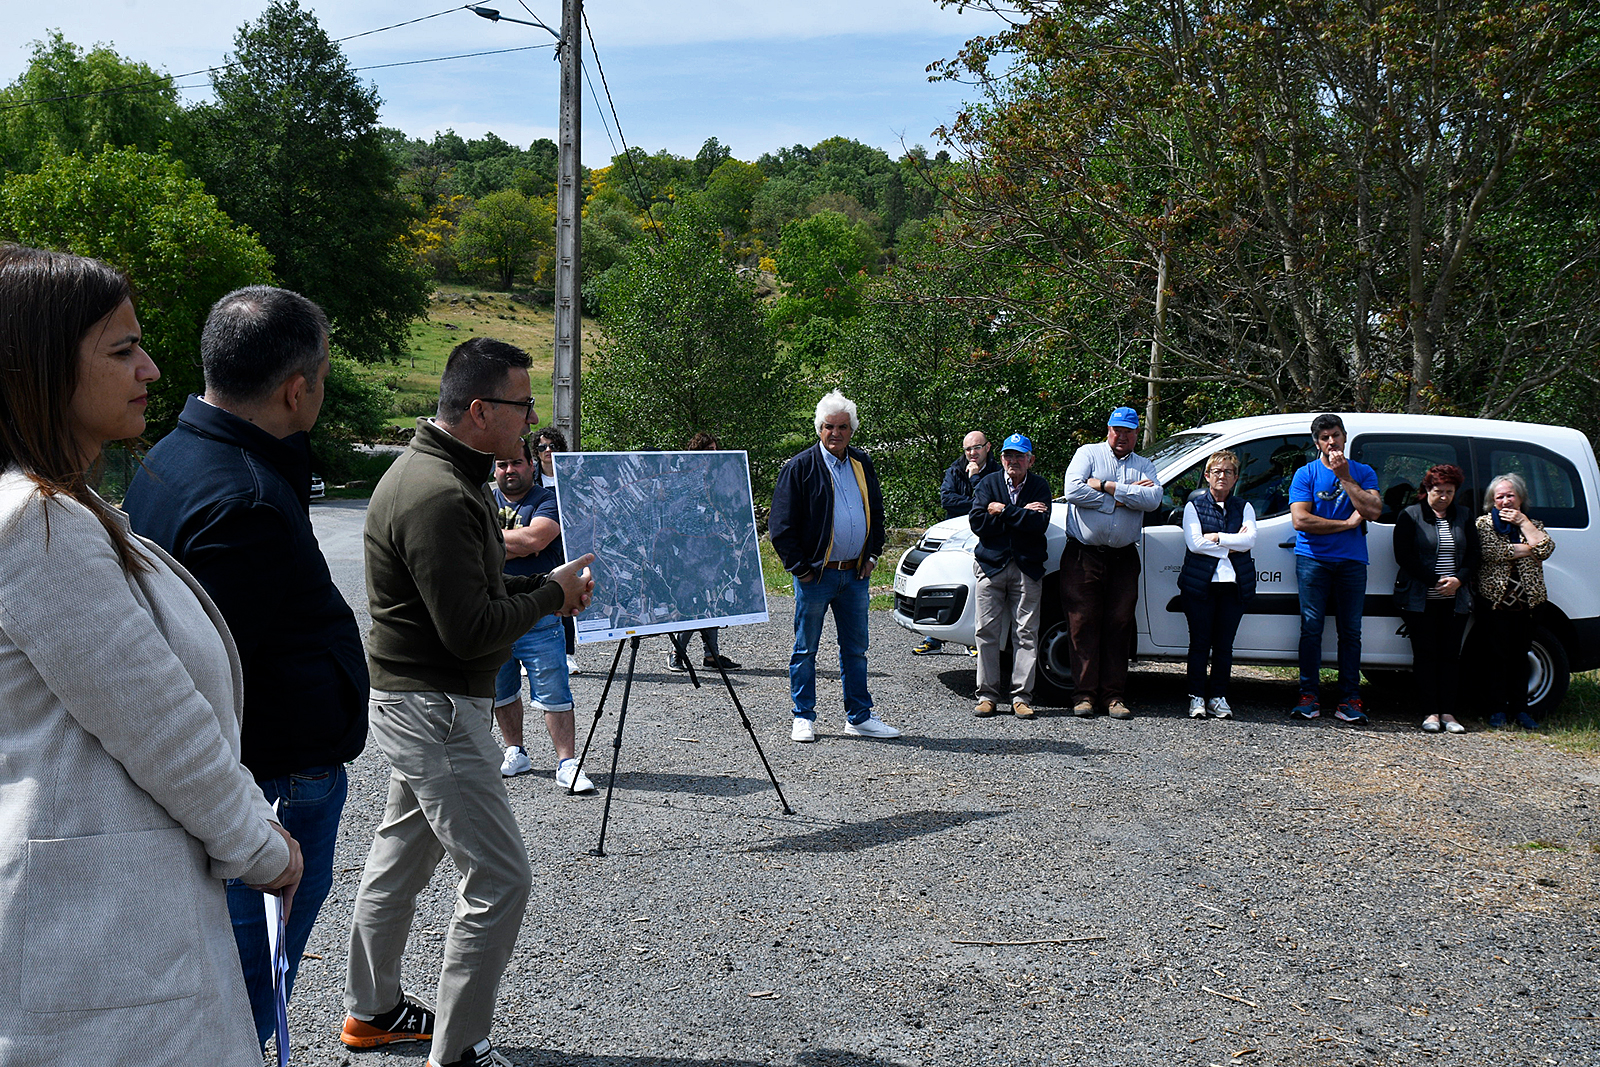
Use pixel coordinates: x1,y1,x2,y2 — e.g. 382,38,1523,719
0,5,496,114
580,7,665,244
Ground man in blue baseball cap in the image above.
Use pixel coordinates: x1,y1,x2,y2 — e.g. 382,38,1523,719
1061,406,1163,718
970,433,1053,719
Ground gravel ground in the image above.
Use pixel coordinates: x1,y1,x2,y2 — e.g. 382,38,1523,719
289,501,1600,1067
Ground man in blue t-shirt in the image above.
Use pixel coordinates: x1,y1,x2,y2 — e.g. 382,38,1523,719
1288,413,1383,723
492,441,596,792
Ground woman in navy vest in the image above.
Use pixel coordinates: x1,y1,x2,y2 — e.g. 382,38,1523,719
1179,450,1257,718
1394,464,1478,732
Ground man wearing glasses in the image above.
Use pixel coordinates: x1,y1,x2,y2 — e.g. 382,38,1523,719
343,337,594,1067
912,430,1001,655
1288,413,1382,724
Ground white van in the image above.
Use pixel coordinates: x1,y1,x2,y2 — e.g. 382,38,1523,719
891,413,1600,714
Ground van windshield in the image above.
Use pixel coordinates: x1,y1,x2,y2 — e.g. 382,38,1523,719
1145,432,1222,476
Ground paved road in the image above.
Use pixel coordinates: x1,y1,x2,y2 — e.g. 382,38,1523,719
309,498,369,633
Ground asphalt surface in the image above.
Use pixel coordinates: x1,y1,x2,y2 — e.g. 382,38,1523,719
284,499,1600,1067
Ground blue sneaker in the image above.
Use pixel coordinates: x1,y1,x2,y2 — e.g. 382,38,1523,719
910,637,942,655
1516,711,1540,730
1334,697,1368,725
1289,694,1320,720
1488,711,1508,728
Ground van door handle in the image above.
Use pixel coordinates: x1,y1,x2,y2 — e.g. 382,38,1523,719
1278,540,1296,548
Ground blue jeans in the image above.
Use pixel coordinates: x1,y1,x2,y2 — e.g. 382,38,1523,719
494,612,573,711
1296,556,1366,700
790,567,872,723
227,763,348,1049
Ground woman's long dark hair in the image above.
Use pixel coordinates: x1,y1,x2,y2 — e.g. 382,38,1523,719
0,244,149,572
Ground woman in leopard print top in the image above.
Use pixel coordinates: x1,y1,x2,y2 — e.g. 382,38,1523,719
1474,473,1555,728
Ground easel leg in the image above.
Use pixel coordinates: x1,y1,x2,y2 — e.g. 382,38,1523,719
711,662,794,815
573,638,627,784
591,636,642,856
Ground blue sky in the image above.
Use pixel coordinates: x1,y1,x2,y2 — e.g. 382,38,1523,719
0,0,1006,162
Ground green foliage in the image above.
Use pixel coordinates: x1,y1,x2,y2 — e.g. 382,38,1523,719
771,211,877,356
453,189,554,289
585,204,796,494
934,0,1600,422
191,0,428,364
311,355,394,479
0,147,273,434
0,32,187,174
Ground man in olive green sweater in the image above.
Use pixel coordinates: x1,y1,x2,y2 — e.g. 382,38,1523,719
342,337,594,1067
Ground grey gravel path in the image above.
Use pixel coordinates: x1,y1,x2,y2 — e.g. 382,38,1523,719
290,501,1600,1067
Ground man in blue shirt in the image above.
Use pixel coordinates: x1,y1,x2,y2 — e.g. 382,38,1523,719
1289,413,1383,723
492,440,596,793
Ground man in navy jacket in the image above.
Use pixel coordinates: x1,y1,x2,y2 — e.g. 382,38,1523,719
969,433,1053,719
125,287,367,1051
769,390,900,743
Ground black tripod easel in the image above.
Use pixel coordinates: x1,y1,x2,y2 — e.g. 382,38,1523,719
571,632,793,856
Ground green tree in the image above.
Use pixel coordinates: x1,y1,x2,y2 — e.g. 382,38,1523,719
0,33,186,174
191,0,428,364
585,205,795,493
934,0,1600,423
0,147,272,433
772,210,877,332
454,189,553,289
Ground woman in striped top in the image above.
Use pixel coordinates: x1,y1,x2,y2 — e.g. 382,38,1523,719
1393,464,1478,732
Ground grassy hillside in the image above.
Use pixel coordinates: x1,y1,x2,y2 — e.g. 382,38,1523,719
365,283,600,432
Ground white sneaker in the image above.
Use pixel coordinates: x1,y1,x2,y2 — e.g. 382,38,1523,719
500,745,532,777
790,717,816,743
566,655,581,675
1207,696,1234,719
1188,695,1207,718
843,715,901,739
555,758,596,793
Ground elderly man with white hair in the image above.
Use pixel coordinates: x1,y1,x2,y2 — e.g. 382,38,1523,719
769,390,901,743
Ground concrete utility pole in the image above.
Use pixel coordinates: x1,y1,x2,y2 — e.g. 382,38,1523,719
470,3,581,447
553,0,583,449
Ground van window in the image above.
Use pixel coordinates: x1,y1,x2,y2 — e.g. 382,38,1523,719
1350,435,1468,523
1151,434,1315,525
1476,439,1588,528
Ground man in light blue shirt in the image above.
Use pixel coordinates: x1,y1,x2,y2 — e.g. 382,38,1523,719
1061,406,1163,718
769,391,902,743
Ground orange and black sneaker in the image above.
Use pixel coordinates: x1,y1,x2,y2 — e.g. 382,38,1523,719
341,994,435,1049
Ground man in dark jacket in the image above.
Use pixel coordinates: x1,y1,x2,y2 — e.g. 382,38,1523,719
125,287,366,1050
913,430,1001,655
969,433,1053,719
769,390,901,743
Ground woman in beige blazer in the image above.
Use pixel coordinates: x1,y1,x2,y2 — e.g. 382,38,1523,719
0,246,302,1065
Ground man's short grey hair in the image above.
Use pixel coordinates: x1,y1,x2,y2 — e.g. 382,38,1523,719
814,389,859,433
1484,472,1530,513
202,286,329,403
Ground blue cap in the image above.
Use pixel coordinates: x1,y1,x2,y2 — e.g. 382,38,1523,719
1000,432,1032,454
1108,406,1140,429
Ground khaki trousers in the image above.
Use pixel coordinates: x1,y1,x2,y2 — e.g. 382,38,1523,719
345,689,532,1063
975,559,1043,704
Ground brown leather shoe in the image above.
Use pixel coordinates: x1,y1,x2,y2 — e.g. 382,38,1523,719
1107,700,1133,720
1012,700,1036,719
1072,699,1096,717
973,699,1000,717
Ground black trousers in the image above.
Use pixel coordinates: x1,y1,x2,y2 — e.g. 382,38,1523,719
1182,584,1245,699
1476,606,1533,719
1400,601,1467,719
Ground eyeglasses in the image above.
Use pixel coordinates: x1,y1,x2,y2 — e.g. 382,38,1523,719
1205,468,1237,477
478,397,537,418
963,444,988,453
